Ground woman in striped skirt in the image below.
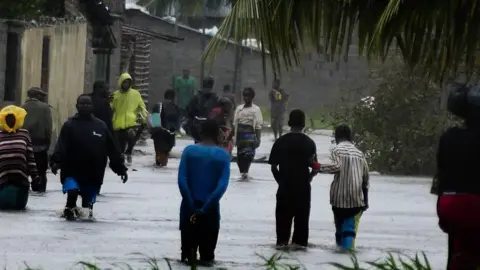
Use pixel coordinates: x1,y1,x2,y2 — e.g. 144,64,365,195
0,106,39,210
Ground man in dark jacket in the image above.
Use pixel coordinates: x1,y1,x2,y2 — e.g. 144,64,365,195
90,81,115,194
22,87,52,193
186,76,219,143
50,94,128,221
91,81,114,134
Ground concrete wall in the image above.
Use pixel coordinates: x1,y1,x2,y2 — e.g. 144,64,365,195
0,22,7,100
125,9,373,113
20,23,87,140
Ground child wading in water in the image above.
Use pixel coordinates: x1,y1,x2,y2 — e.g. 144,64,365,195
151,89,180,167
178,119,230,266
50,94,129,220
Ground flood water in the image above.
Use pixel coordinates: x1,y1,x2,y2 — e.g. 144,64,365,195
0,133,446,269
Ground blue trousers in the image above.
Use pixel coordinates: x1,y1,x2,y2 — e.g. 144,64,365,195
333,207,363,250
63,177,97,208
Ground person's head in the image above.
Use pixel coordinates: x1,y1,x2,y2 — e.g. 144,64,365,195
223,84,231,93
288,109,306,131
119,73,133,92
202,76,215,92
447,84,480,127
273,79,280,89
0,105,27,133
218,97,232,113
27,87,47,101
164,89,175,101
93,81,110,98
334,124,352,144
242,87,255,105
199,119,220,145
76,94,94,116
182,69,190,78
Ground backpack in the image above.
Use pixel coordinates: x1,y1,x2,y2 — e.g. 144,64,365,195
195,92,219,118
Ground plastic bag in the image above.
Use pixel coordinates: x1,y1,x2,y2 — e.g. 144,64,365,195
0,105,27,133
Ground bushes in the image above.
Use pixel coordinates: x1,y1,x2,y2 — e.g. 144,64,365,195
328,68,458,175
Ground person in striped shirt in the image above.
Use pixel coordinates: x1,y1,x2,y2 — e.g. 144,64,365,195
0,105,39,210
320,124,369,251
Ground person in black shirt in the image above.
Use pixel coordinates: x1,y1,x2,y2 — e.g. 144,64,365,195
436,84,480,269
268,109,319,250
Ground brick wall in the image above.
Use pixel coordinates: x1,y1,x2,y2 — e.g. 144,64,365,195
0,22,7,100
125,9,373,113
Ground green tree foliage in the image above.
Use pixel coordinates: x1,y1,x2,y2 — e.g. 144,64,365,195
330,66,459,175
0,0,64,20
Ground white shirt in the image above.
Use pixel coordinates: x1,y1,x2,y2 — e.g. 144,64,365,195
320,141,370,208
233,104,263,130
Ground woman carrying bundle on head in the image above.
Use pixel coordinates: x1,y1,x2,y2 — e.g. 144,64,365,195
0,105,39,210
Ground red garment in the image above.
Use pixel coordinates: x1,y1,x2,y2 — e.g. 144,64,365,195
437,194,480,270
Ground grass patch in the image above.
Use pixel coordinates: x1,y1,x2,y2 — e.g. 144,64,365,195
12,252,433,269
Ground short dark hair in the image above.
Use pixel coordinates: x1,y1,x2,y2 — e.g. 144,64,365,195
334,124,352,142
77,93,92,104
164,89,175,100
93,81,108,93
243,87,255,98
202,76,215,89
288,109,306,128
200,119,220,144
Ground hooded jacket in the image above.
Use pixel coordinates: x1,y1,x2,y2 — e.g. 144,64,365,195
111,73,147,130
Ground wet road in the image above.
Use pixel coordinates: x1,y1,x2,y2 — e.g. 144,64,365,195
0,133,446,269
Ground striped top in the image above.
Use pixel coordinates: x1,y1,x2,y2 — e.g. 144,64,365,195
320,141,369,208
0,129,38,188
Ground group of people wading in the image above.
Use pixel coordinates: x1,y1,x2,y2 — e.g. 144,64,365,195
0,73,146,219
0,68,470,269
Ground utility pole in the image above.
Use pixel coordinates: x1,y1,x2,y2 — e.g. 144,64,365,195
200,0,207,82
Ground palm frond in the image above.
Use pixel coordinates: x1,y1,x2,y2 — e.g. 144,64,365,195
204,0,480,83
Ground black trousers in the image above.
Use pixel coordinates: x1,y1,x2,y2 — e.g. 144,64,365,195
237,154,254,173
275,196,311,247
116,128,136,155
181,212,220,262
31,151,48,192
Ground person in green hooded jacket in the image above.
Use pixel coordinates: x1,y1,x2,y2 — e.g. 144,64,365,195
111,73,147,164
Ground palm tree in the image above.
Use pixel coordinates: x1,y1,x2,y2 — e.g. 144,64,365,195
203,0,480,84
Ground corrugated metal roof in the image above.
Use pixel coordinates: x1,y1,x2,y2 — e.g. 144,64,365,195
121,25,183,43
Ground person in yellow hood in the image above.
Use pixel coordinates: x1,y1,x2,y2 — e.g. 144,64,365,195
0,105,40,210
111,73,147,164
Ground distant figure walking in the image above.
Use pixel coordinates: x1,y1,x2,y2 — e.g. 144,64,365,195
0,106,39,210
269,79,289,140
186,76,219,143
150,89,180,167
22,87,52,193
232,87,263,181
269,109,319,250
111,73,147,164
178,119,230,266
175,69,196,125
320,124,369,252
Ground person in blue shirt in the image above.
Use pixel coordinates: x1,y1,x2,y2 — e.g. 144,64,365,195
178,119,230,266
